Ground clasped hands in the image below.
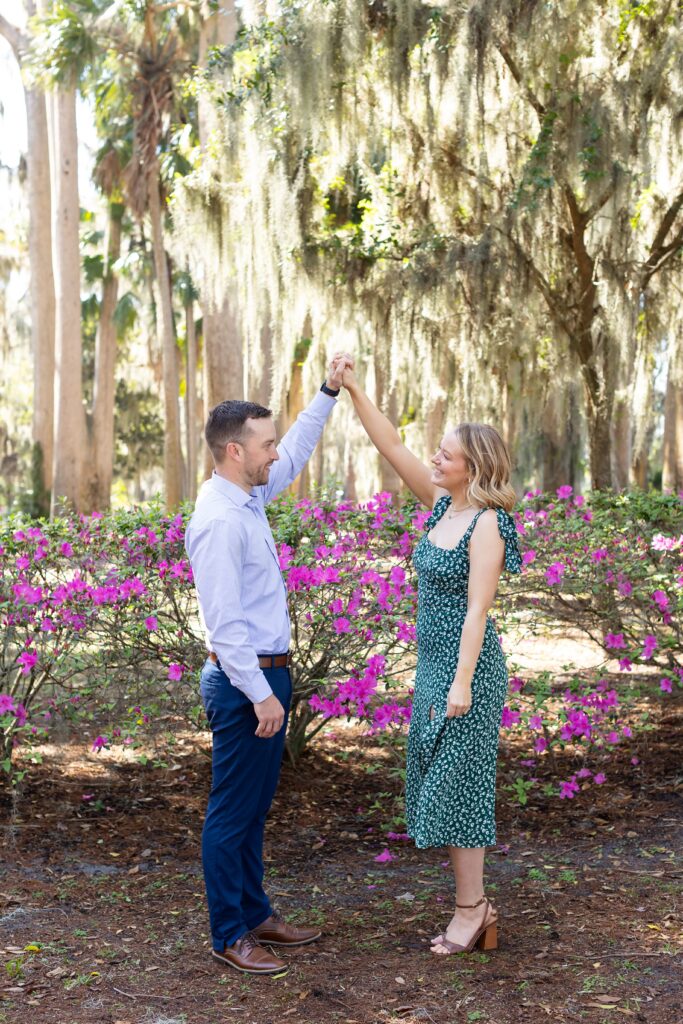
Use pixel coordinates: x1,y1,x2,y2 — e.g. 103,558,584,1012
326,351,356,391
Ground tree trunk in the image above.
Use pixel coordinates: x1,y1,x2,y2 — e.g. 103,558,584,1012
198,2,243,481
252,320,273,407
48,86,86,515
374,352,401,495
201,297,244,478
26,83,56,514
284,351,308,498
611,396,631,492
85,201,122,511
425,396,445,464
541,386,574,493
662,334,683,493
185,299,198,501
148,163,184,508
1,4,57,515
578,352,613,490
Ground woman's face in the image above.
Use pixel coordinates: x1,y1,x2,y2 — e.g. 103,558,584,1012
430,432,471,491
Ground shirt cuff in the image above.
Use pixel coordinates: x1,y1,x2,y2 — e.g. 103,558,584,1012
210,647,273,704
311,389,338,411
249,675,275,704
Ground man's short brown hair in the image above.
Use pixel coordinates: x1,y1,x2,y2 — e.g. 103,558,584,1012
205,400,272,463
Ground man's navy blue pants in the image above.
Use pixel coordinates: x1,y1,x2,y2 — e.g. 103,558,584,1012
200,658,292,951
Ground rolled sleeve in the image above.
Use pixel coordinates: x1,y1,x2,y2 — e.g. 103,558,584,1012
263,390,337,503
188,517,272,703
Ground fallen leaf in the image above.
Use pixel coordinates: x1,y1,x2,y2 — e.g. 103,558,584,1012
395,976,406,985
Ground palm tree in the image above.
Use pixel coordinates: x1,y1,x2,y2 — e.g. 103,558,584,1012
0,1,55,515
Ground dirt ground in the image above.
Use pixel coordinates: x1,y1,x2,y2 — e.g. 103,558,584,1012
1,700,681,1024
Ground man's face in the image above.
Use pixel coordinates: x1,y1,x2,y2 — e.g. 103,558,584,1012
237,416,279,487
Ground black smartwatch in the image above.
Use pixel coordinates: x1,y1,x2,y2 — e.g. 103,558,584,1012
320,381,340,397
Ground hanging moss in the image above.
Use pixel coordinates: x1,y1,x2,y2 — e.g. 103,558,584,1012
172,0,683,490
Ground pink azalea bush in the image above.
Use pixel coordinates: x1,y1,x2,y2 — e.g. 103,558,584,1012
0,507,205,778
1,487,680,802
495,487,682,803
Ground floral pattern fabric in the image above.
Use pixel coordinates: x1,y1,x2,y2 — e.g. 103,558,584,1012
406,497,522,849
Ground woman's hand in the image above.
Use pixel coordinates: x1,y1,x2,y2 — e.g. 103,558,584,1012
446,680,472,718
341,363,359,392
326,352,354,390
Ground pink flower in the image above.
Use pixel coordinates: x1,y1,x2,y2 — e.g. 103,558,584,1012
373,848,395,864
641,634,657,660
0,694,17,715
528,715,543,730
501,706,521,728
144,616,158,631
593,773,606,784
604,632,627,649
660,678,672,693
168,663,184,681
91,735,108,752
17,650,37,675
619,658,633,672
545,561,565,585
40,617,55,632
534,736,548,753
559,777,580,799
522,549,536,565
396,621,416,642
60,542,74,557
333,617,352,634
651,590,669,610
556,485,573,499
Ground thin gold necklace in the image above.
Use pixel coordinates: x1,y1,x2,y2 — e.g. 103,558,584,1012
446,503,474,519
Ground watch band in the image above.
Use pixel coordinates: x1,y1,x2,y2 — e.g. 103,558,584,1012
320,381,340,397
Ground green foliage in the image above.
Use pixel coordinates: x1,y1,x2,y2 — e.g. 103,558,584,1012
29,0,102,88
512,111,558,211
113,381,164,482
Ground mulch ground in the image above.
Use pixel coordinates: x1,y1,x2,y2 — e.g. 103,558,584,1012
1,702,681,1024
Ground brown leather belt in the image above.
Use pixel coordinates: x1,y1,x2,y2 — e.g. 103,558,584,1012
208,652,291,669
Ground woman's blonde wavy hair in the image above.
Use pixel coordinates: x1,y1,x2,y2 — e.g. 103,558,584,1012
450,423,517,512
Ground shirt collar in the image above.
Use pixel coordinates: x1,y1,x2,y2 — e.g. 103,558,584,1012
209,471,258,507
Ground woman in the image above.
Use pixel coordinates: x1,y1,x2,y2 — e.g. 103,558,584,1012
342,366,522,956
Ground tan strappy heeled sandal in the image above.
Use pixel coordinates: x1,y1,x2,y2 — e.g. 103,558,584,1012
431,894,498,955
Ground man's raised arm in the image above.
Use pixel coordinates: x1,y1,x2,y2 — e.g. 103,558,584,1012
262,353,352,503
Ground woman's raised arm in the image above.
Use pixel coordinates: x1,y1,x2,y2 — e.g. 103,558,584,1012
343,367,437,508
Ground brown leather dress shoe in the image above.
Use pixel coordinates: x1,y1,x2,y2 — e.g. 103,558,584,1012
252,909,322,947
212,931,287,974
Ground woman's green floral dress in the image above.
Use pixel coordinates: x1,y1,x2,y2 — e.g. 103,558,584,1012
406,497,522,849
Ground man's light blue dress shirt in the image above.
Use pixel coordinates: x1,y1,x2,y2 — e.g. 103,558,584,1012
185,391,337,704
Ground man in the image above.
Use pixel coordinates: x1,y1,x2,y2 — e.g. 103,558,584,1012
185,354,351,975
